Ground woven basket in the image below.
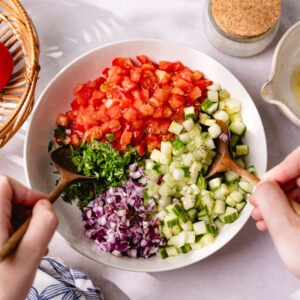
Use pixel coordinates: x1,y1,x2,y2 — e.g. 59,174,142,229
0,0,39,148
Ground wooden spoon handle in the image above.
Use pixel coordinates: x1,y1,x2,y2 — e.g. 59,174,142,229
0,178,70,262
230,160,300,216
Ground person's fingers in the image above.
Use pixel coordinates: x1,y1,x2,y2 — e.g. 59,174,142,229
15,200,58,271
263,146,300,184
287,189,300,203
248,195,257,206
256,220,268,231
251,207,263,221
254,181,296,237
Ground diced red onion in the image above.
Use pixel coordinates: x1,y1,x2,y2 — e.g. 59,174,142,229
82,170,165,259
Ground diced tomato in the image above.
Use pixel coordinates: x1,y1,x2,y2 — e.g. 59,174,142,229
71,99,80,110
70,133,80,147
130,67,142,83
140,70,157,90
123,107,138,122
121,76,136,92
131,130,144,145
158,61,173,72
106,105,121,120
135,144,146,156
152,86,171,104
168,94,184,109
189,86,202,100
172,61,184,72
136,55,149,64
56,114,69,127
163,105,173,118
120,130,133,147
139,104,154,116
130,119,145,130
74,84,93,106
174,77,193,90
56,55,213,156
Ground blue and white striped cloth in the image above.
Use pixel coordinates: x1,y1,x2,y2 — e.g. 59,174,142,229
26,257,104,300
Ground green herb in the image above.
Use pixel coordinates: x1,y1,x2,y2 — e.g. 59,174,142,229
54,126,67,142
106,133,115,142
62,140,141,208
172,138,185,150
181,166,190,177
153,162,161,172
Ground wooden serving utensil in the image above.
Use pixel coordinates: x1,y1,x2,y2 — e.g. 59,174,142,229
206,120,300,216
0,148,96,262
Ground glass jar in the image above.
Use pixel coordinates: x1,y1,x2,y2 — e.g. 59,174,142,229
204,0,281,57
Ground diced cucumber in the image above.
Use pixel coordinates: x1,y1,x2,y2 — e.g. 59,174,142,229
225,195,237,207
236,201,247,212
158,248,168,259
180,219,193,231
213,110,229,123
199,113,211,125
159,183,172,197
166,246,178,257
162,224,173,239
229,191,244,203
181,153,194,167
213,184,230,200
206,222,217,235
225,99,241,114
182,118,195,132
190,161,202,174
247,165,258,176
208,178,222,191
202,194,214,215
197,175,207,190
220,207,238,224
185,231,196,244
208,123,221,139
230,134,240,147
238,180,253,194
173,168,185,180
207,83,221,91
215,218,224,230
236,145,249,156
205,137,215,150
150,149,161,162
169,121,183,135
230,112,243,122
172,138,185,151
163,173,176,187
218,89,230,100
229,120,246,136
166,216,179,228
171,224,181,235
225,171,240,183
171,204,185,216
207,90,219,102
213,199,225,215
180,244,191,254
161,141,172,154
182,195,195,210
160,153,171,165
184,106,195,119
199,233,215,247
235,158,245,168
145,159,155,170
179,132,191,144
188,125,201,138
201,99,218,115
193,221,207,235
187,208,197,222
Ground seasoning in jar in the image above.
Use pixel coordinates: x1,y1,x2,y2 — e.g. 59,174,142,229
204,0,281,57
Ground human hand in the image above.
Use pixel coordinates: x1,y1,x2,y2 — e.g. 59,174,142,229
0,175,58,300
250,146,300,278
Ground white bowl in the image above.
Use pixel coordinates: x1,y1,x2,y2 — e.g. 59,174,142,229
261,21,300,127
24,40,267,272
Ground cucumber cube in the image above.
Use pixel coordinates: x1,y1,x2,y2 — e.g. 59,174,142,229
213,110,229,123
166,246,178,257
225,171,240,182
184,106,195,119
207,83,221,91
193,221,207,235
199,233,215,247
182,118,195,131
173,168,185,180
208,178,222,191
169,121,183,135
181,244,191,254
158,248,168,259
229,120,246,136
207,90,219,102
161,141,172,154
179,132,191,144
213,199,225,215
225,99,241,114
236,201,247,212
150,149,161,162
236,145,249,156
208,123,221,139
239,180,253,194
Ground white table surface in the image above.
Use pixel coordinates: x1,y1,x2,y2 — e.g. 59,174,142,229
1,1,300,299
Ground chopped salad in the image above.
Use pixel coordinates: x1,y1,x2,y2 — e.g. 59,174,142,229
51,55,255,259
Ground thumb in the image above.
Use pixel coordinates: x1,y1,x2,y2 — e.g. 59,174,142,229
15,199,58,269
254,181,296,237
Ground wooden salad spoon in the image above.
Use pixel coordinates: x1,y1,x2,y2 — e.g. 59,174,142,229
0,148,96,262
206,120,300,216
